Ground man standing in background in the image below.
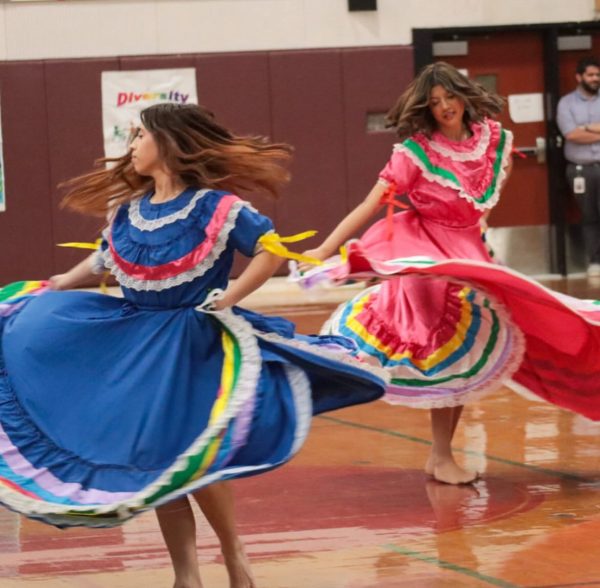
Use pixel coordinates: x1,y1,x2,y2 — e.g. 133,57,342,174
557,56,600,277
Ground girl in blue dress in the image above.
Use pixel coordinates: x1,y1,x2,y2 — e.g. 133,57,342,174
0,103,386,588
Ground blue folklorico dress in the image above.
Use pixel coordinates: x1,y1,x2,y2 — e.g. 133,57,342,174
0,187,386,528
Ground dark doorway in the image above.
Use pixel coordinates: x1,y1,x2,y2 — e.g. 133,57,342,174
414,22,600,275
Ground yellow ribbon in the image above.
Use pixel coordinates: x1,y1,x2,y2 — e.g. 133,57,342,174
57,238,103,251
57,239,109,294
339,245,348,264
258,230,323,265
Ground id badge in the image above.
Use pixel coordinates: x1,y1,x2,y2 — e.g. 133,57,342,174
574,176,586,194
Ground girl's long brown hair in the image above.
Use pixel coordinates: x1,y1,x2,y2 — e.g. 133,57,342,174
61,103,293,216
386,62,505,141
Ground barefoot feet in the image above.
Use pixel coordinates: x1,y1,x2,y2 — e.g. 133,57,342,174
223,541,256,588
425,454,478,484
173,576,203,588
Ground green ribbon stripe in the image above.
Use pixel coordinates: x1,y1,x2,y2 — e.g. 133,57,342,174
403,129,507,205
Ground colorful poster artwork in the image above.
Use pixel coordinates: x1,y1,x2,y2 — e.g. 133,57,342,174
101,68,198,158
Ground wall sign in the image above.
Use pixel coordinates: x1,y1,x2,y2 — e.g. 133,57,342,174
101,68,198,158
508,93,545,124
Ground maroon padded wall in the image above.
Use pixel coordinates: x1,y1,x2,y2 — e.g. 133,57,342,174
193,51,275,222
0,61,55,280
342,47,414,207
121,52,276,218
190,52,276,277
269,49,349,245
0,45,414,283
45,58,119,275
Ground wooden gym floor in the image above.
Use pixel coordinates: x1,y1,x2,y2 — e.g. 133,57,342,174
1,276,600,588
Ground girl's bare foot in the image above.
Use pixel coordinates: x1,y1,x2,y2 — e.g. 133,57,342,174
173,577,203,588
223,541,256,588
429,457,478,485
425,454,434,476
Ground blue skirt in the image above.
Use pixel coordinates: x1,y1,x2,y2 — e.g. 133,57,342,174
0,289,386,527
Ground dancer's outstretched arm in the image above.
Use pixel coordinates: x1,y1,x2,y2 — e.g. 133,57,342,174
214,250,283,310
48,252,98,291
301,181,387,265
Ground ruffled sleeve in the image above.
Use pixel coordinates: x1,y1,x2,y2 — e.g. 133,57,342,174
90,231,110,275
228,203,275,257
91,205,119,275
378,146,420,193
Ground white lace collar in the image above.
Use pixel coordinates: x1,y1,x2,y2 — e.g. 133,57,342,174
428,122,491,162
128,189,211,232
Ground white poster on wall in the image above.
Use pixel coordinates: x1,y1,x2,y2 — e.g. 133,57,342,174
507,93,544,124
101,68,198,158
0,101,5,212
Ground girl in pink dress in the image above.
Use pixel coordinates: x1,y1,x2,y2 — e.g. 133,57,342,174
300,62,600,485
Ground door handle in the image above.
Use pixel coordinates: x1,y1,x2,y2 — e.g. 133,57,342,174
515,137,546,164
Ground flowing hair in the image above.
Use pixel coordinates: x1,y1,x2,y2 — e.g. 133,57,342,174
386,62,505,140
61,103,293,216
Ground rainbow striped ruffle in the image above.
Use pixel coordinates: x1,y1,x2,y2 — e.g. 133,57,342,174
0,308,300,528
311,246,600,418
0,280,48,303
324,282,524,409
0,281,49,317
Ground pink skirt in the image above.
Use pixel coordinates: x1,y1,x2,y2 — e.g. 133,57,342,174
302,213,600,418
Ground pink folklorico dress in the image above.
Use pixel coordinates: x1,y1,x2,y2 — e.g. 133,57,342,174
318,119,600,416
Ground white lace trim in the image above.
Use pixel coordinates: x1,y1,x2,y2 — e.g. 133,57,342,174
284,364,313,455
90,248,106,275
101,200,248,292
128,308,263,508
128,189,211,232
148,352,313,511
397,129,513,212
256,330,390,385
0,308,263,522
383,318,525,409
427,121,492,162
325,279,526,410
